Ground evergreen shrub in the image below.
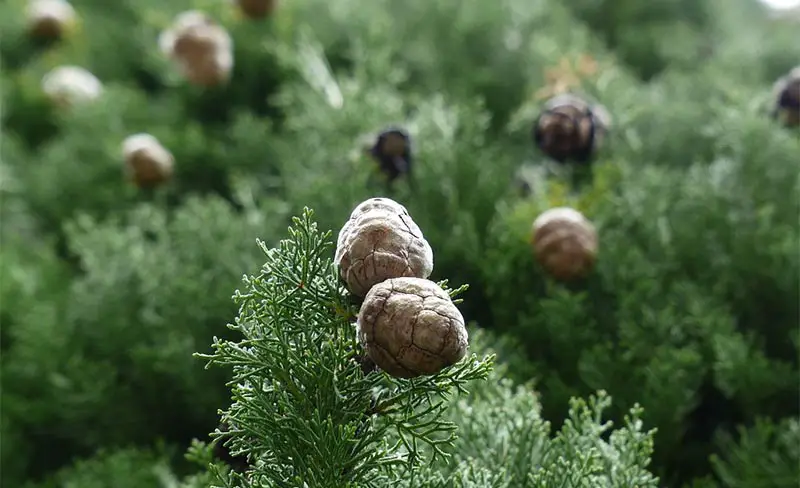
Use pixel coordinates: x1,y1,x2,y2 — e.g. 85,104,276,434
1,0,798,486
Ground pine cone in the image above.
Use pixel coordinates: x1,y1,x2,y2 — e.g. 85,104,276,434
531,207,598,281
182,50,233,86
41,66,103,108
236,0,277,19
159,11,234,87
369,128,412,183
335,198,433,298
26,0,76,40
357,277,469,379
122,134,174,188
772,66,800,128
532,94,611,164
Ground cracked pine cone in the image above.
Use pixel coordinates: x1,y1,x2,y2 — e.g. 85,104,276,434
26,0,76,40
532,93,611,164
772,66,800,128
122,134,174,188
159,11,234,87
357,277,469,378
369,128,412,183
531,207,598,281
335,197,433,298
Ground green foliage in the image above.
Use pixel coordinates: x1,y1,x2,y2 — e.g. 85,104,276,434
1,194,288,482
278,0,602,129
563,0,714,80
480,140,799,482
393,387,661,488
23,447,173,488
198,210,494,487
265,61,524,322
407,341,660,488
710,418,800,488
1,0,798,486
190,213,659,486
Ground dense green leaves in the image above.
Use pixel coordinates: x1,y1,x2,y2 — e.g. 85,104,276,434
710,418,800,488
2,194,287,482
2,0,798,486
22,448,172,488
198,210,494,487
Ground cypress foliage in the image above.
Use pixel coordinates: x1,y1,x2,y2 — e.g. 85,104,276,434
1,0,798,487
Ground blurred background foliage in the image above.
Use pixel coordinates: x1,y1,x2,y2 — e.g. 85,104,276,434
1,0,798,486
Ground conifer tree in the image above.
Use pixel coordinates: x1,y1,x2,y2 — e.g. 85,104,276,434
1,0,799,486
188,208,662,487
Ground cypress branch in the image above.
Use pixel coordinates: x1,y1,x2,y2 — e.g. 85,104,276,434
196,208,494,487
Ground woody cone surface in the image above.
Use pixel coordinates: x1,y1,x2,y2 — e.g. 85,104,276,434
335,197,434,298
357,277,469,379
532,207,598,281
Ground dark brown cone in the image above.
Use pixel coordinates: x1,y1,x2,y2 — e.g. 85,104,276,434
370,128,412,183
237,0,277,18
30,17,66,39
533,94,608,164
775,75,800,127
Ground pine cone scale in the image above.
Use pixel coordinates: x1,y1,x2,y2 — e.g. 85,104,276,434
335,198,433,298
357,277,468,379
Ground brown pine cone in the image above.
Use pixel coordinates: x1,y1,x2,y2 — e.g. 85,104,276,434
533,93,611,164
122,134,174,189
772,66,800,128
531,206,598,281
26,0,76,40
357,277,469,379
334,198,433,298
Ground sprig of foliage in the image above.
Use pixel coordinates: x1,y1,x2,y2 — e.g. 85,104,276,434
197,208,493,487
528,392,658,488
710,417,800,488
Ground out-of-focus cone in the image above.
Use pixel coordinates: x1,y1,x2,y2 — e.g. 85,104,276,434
122,133,174,189
235,0,277,19
159,11,234,87
771,65,800,128
41,65,103,108
367,128,413,184
26,0,77,40
532,93,611,165
531,206,598,281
